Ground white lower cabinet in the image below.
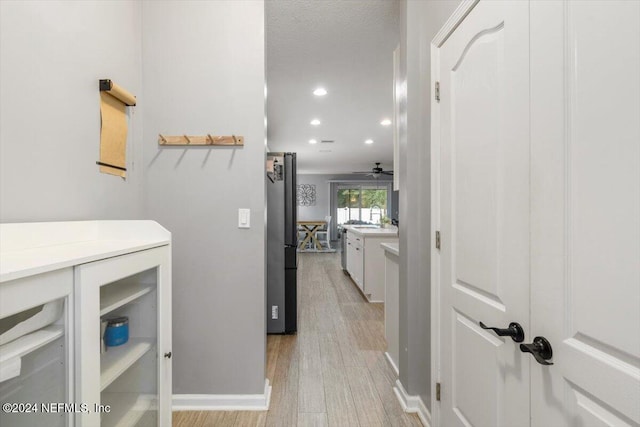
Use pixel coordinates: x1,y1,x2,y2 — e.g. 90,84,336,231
0,221,172,427
0,269,73,427
345,231,364,290
361,236,396,302
345,233,355,281
76,246,172,427
345,229,398,302
353,246,364,291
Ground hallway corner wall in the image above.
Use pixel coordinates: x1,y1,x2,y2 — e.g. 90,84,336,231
398,0,462,410
141,0,266,395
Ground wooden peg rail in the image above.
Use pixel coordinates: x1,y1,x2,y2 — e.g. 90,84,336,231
158,134,244,146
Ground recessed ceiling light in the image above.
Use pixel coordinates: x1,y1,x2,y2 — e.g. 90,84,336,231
365,139,374,144
310,119,321,126
309,139,317,144
380,119,392,126
313,87,327,96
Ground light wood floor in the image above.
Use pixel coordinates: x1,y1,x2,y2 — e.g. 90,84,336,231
173,252,421,427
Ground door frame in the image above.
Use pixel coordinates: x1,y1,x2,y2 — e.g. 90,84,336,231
429,1,480,426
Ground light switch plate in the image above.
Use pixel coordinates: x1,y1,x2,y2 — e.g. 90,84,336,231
238,208,250,228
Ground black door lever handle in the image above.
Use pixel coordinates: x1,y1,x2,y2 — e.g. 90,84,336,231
520,337,553,365
479,321,525,342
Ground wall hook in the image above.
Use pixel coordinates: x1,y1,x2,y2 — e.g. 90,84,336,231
157,134,244,146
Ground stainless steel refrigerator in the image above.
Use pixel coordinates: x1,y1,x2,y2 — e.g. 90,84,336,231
266,152,297,334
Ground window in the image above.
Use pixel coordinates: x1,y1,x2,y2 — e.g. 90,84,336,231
336,184,388,225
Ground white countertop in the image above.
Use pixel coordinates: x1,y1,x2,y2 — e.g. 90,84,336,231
342,224,399,237
0,221,171,282
381,242,399,256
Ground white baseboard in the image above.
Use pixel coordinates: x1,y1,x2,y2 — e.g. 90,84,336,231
384,351,399,376
173,379,271,411
394,379,431,427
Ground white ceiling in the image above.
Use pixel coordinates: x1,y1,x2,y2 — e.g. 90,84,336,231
266,0,400,174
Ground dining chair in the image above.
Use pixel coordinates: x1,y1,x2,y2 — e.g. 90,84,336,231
316,215,332,249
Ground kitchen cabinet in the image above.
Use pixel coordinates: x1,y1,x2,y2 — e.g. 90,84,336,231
0,221,172,427
345,231,354,276
0,269,73,427
76,246,171,427
344,227,398,302
346,231,364,290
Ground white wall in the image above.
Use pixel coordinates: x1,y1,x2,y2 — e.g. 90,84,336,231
141,1,266,395
0,1,144,222
398,0,461,409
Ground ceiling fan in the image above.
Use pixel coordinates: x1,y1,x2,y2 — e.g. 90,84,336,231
352,162,394,178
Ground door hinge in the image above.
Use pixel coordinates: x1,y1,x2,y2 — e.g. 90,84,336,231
435,230,441,250
436,382,441,401
435,81,440,102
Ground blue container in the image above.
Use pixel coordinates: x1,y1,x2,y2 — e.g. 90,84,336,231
104,316,129,347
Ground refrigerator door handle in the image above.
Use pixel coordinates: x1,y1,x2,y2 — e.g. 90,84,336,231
284,153,297,246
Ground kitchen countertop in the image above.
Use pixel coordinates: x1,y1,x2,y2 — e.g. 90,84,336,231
342,224,399,237
381,242,399,256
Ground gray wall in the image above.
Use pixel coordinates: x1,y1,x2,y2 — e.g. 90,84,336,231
398,0,461,408
297,174,333,221
0,1,144,222
297,173,393,221
141,1,266,394
297,174,396,241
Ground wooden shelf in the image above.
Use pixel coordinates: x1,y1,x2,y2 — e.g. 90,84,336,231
0,325,64,364
101,392,156,427
100,279,154,316
101,338,154,391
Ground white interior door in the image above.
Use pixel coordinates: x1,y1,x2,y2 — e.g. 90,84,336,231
530,1,640,425
435,2,531,426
